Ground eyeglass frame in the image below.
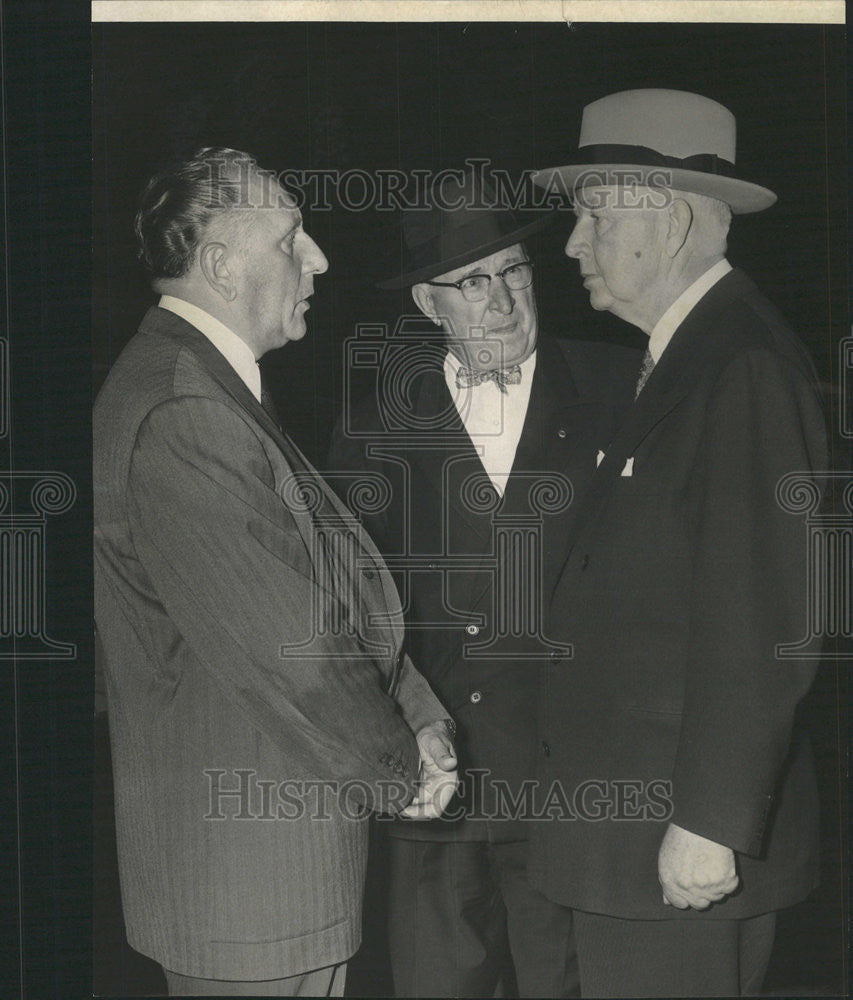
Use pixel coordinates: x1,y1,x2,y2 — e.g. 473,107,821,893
425,260,534,302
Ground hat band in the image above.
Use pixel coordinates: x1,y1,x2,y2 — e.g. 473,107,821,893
405,210,523,272
576,143,735,177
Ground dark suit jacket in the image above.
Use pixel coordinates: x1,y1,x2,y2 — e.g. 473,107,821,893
328,335,641,842
530,269,827,919
94,307,446,979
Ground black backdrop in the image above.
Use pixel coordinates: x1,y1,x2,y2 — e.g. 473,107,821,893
94,22,847,463
90,20,847,998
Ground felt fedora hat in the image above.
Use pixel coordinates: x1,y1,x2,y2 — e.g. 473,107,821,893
532,89,776,214
378,170,553,289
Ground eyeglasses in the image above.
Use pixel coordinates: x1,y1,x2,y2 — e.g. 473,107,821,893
426,261,534,303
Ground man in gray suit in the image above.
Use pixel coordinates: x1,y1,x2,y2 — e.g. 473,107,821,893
94,147,457,996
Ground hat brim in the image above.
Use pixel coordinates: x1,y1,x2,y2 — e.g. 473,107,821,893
377,213,554,290
531,163,776,215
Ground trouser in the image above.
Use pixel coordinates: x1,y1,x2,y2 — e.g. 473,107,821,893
163,961,346,996
388,838,579,998
571,908,777,998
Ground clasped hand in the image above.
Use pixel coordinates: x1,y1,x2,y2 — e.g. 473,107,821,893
658,821,739,910
401,722,459,821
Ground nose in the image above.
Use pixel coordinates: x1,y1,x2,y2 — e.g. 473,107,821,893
565,218,587,259
487,275,514,315
302,232,329,274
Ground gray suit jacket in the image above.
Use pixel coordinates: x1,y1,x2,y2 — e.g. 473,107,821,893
94,306,445,979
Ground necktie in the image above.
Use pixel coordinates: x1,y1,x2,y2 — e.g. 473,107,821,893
456,365,522,394
635,348,655,399
260,376,282,430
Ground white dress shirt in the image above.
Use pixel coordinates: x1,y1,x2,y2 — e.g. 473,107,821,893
647,258,732,363
443,349,537,497
159,294,262,403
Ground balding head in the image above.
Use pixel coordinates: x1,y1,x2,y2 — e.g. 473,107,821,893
134,147,328,359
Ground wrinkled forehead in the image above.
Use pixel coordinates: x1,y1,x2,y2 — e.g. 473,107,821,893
434,242,527,282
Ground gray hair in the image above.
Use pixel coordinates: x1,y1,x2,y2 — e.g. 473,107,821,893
677,191,732,255
134,147,275,279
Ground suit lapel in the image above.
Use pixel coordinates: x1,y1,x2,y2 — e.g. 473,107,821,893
502,338,584,503
141,307,403,652
553,272,739,574
467,338,614,614
141,306,284,444
409,365,496,551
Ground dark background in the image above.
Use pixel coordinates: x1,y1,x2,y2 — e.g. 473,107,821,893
93,21,848,465
1,12,843,999
92,21,848,998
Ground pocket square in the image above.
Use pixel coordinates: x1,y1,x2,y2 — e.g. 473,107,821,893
596,449,606,468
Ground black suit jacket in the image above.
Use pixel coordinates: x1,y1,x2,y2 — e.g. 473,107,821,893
328,335,641,841
530,269,827,919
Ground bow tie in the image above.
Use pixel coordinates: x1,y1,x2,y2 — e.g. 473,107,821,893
456,365,522,394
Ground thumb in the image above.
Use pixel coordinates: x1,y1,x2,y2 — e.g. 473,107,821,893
421,733,457,769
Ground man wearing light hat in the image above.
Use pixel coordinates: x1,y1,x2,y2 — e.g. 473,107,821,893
329,171,640,996
530,90,827,996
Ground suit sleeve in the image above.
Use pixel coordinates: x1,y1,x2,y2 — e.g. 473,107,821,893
670,347,828,856
127,396,422,813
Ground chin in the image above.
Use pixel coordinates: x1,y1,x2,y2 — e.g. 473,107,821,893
508,333,537,366
284,321,308,342
587,293,612,313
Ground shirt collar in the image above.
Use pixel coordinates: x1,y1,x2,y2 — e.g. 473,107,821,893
648,259,732,364
158,295,262,402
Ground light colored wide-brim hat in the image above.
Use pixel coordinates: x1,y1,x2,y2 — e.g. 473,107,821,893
532,89,776,215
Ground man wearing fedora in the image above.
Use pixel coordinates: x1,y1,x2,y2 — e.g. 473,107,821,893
529,90,827,996
329,171,640,997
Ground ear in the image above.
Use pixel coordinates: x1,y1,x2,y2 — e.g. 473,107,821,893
665,198,694,258
411,283,441,325
199,241,237,301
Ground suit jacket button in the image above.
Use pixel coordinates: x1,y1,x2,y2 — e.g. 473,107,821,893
541,740,551,757
470,690,482,704
466,624,480,636
557,428,567,439
428,561,438,570
580,554,589,570
363,569,375,580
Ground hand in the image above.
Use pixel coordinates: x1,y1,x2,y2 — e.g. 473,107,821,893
658,822,739,910
401,721,458,821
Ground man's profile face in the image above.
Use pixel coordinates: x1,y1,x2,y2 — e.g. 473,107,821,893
565,185,668,328
424,243,538,371
231,176,328,356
